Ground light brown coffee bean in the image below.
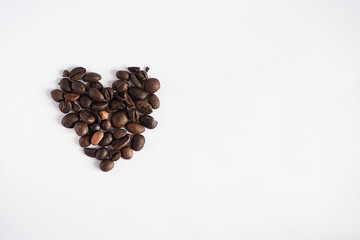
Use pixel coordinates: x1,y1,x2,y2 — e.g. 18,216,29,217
91,131,104,145
99,110,109,119
64,93,80,101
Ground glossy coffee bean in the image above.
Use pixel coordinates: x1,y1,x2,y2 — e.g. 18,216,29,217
88,87,104,102
140,115,158,129
79,95,92,109
89,122,101,134
109,99,125,110
72,102,81,112
61,113,79,128
102,87,115,101
108,149,121,161
99,110,109,119
116,70,129,80
51,89,64,102
59,100,72,113
91,102,108,111
144,78,160,94
71,81,87,94
79,135,91,147
121,147,133,160
131,134,145,151
128,67,140,73
135,100,153,114
91,131,104,145
83,72,102,82
59,78,72,92
96,147,108,160
112,80,128,92
80,110,95,124
64,93,80,101
111,111,128,128
130,73,142,88
148,94,160,109
112,134,131,150
113,129,127,139
99,160,114,172
101,120,112,131
125,122,145,134
84,148,97,158
99,132,113,146
74,122,89,136
128,87,149,100
129,109,140,122
69,67,86,81
88,81,103,91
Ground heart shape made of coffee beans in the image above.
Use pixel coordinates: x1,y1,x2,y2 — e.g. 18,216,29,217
51,66,160,172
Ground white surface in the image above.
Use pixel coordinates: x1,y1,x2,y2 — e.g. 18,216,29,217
0,0,360,239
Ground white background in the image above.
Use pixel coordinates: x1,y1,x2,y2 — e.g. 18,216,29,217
0,0,360,239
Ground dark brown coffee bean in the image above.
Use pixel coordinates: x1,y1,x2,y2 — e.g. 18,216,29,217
79,135,91,147
59,100,72,113
80,110,95,124
130,73,142,88
113,129,127,139
51,89,64,102
74,122,89,136
140,115,158,129
116,71,130,80
88,87,104,102
109,99,126,110
101,87,114,101
128,87,149,100
88,82,103,91
89,122,101,134
145,67,150,72
61,113,79,128
92,111,102,124
148,94,160,109
125,122,145,134
91,131,104,145
128,67,140,73
112,80,129,92
144,78,160,94
59,78,72,92
99,160,114,172
121,147,133,160
62,70,70,77
71,81,87,94
112,134,131,150
99,132,113,146
96,147,108,160
72,102,81,112
117,92,135,109
84,148,97,158
108,149,121,161
83,72,102,82
111,111,128,128
101,120,112,131
69,67,86,81
91,102,108,111
131,134,145,151
138,70,148,82
64,93,80,101
79,95,92,109
135,100,153,114
129,109,140,122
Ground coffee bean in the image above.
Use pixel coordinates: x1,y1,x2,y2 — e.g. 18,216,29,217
59,78,72,92
125,122,145,134
112,80,128,92
70,67,86,81
113,129,127,139
74,122,89,136
89,122,101,134
145,67,150,72
130,73,142,88
138,70,148,82
144,78,160,94
109,99,126,110
79,135,91,147
108,149,121,161
64,93,80,101
102,87,115,101
112,134,131,150
91,102,108,111
111,111,128,128
83,72,102,82
116,71,129,80
135,100,153,114
61,113,79,128
62,70,70,77
71,81,87,94
129,109,140,122
84,148,97,158
99,160,114,172
91,131,104,145
148,94,160,109
96,147,108,160
131,134,145,151
80,110,95,124
79,95,92,109
92,111,102,124
140,115,158,129
99,110,109,119
51,89,64,102
88,87,104,102
72,102,81,112
128,87,149,100
99,132,113,146
117,92,135,109
128,67,140,73
101,120,112,131
121,147,133,160
88,82,103,91
59,100,72,113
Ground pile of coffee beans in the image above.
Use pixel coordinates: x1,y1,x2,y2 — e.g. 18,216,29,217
51,66,160,172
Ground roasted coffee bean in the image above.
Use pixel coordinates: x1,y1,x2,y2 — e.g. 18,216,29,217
125,122,145,134
129,109,140,122
74,121,89,136
79,135,91,147
83,72,102,82
72,102,81,112
69,67,86,81
108,149,121,161
91,131,104,145
99,132,113,146
62,70,70,77
128,87,149,100
99,110,109,119
145,67,150,72
140,115,158,129
109,99,126,110
130,73,142,88
113,129,127,139
135,100,153,114
88,82,103,91
59,78,72,92
71,81,87,94
148,94,160,109
88,87,104,102
128,67,140,73
112,80,128,92
99,160,114,172
144,78,160,94
59,100,72,113
101,120,112,131
121,147,133,160
131,134,145,151
111,111,128,128
96,147,108,160
102,87,115,101
112,134,131,150
91,102,108,111
64,93,80,101
116,70,129,80
61,113,79,128
84,148,97,158
51,89,64,102
138,70,148,82
79,95,92,109
92,111,102,124
117,92,135,109
80,110,95,124
89,122,101,134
